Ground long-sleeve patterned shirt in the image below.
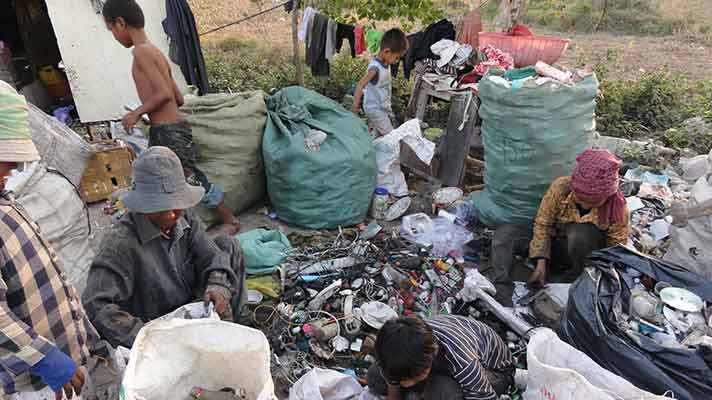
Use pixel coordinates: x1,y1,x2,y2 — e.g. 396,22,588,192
427,316,515,400
0,194,97,394
529,176,630,260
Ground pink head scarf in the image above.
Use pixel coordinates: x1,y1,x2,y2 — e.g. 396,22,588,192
570,149,626,224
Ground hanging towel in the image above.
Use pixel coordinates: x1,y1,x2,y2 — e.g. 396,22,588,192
366,30,384,54
354,25,367,55
335,23,356,57
163,0,210,95
298,6,316,42
307,13,330,76
325,19,338,61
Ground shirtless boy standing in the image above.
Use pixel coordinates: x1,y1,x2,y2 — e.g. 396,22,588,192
102,0,239,232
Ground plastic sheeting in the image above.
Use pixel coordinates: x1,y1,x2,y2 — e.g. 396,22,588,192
122,315,276,400
263,86,376,229
182,91,268,226
559,246,712,400
10,164,93,294
470,73,597,227
525,328,669,400
289,368,363,400
27,103,93,187
235,229,291,276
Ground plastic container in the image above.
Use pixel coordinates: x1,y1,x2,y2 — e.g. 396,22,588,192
478,32,569,68
371,187,389,219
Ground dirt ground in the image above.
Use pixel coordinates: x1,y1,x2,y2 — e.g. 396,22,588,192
188,0,711,82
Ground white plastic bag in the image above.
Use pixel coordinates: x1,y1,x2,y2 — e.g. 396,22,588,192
373,119,435,196
122,318,277,400
525,329,670,400
9,164,94,294
288,368,363,400
400,213,473,257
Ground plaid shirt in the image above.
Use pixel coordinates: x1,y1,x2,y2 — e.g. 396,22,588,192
0,192,97,394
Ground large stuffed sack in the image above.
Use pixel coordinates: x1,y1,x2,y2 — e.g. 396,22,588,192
27,103,93,187
263,86,376,229
470,73,597,227
182,91,268,226
9,163,93,294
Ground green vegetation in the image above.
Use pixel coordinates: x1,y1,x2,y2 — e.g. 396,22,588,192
501,0,687,35
204,38,411,123
590,50,712,153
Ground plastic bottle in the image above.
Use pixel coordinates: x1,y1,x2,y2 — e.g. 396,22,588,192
371,187,389,219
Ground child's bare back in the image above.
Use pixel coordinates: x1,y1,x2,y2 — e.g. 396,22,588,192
131,42,184,125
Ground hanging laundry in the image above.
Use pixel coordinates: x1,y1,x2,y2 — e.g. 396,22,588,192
456,9,482,49
307,13,330,76
411,19,456,62
335,23,356,58
298,6,316,42
325,19,338,61
366,31,384,54
354,26,367,55
163,0,210,95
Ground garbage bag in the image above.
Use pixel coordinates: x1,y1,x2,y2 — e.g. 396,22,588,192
122,317,276,400
27,103,93,187
289,368,363,400
263,86,376,229
470,73,597,227
9,164,93,294
235,228,291,275
664,174,712,280
373,119,435,196
182,91,268,226
525,328,669,400
559,245,712,400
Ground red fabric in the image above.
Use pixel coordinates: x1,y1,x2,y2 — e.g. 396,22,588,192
473,45,514,76
456,9,482,48
510,24,533,36
354,25,366,55
570,149,626,224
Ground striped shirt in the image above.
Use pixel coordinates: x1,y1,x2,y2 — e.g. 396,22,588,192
427,315,515,400
0,194,97,393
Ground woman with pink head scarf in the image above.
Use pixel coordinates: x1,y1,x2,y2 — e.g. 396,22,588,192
527,149,630,288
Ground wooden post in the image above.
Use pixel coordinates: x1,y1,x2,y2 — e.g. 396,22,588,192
291,1,304,86
437,92,479,187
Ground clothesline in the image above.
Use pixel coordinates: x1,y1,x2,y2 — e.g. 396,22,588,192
199,0,293,36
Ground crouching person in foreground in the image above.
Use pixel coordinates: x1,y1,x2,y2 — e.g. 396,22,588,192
82,147,247,348
0,81,117,399
367,315,515,400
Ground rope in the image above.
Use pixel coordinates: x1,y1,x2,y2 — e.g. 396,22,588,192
200,0,293,36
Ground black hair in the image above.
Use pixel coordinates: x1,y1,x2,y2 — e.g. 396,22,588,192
375,316,438,382
380,28,408,53
102,0,145,28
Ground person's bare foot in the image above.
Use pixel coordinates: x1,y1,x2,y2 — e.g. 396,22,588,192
215,201,240,233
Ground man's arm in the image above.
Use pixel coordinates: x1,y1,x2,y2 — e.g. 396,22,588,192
185,213,235,315
0,254,77,392
351,69,378,114
82,234,143,348
169,68,184,107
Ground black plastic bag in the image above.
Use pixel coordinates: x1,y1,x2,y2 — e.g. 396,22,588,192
559,245,712,400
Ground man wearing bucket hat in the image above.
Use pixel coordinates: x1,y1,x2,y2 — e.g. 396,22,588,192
82,146,247,348
0,81,101,399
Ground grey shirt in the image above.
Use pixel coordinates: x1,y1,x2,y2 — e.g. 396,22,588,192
82,211,233,348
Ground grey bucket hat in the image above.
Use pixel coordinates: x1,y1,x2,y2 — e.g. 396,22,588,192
121,146,205,213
